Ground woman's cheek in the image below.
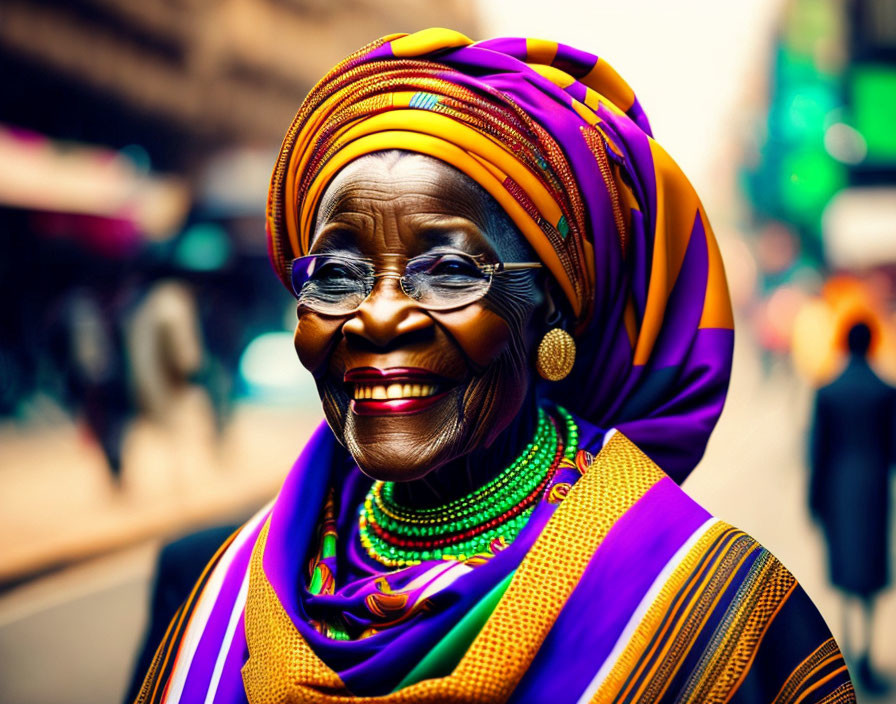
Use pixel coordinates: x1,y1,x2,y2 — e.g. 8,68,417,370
431,305,515,368
293,313,343,374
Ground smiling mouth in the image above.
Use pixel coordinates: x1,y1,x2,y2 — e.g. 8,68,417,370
344,367,453,415
352,383,439,400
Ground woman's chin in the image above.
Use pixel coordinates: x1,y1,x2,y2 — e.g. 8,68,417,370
345,428,456,481
340,394,462,481
354,461,434,484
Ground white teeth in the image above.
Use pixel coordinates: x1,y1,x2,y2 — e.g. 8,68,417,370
352,382,440,400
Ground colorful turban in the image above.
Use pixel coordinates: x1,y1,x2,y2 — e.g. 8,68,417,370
266,28,734,482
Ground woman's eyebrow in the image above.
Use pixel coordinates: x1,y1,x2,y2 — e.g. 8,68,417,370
410,214,481,235
309,223,361,254
410,216,497,255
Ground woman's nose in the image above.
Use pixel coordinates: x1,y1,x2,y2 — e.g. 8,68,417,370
342,276,433,348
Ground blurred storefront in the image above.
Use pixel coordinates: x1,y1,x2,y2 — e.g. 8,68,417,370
742,0,896,380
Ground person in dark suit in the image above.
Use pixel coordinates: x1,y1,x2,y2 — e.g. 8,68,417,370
810,321,896,693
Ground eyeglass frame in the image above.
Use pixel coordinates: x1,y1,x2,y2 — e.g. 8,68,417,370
288,249,544,315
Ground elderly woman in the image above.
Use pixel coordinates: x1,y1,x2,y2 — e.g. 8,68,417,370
134,29,854,704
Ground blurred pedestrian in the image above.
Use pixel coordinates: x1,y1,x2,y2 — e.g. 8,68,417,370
810,321,896,693
60,288,132,481
123,279,218,494
126,279,203,423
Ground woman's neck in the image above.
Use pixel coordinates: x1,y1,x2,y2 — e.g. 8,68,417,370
391,391,542,508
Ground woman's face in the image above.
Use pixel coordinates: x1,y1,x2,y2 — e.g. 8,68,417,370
293,152,547,481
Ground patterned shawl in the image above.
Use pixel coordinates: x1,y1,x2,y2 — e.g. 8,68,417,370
265,27,734,482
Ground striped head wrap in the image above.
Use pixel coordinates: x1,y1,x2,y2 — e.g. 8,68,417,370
266,28,734,481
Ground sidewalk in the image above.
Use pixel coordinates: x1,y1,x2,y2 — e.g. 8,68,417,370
0,387,322,584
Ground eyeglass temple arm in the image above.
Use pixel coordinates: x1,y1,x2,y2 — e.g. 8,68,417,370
498,262,544,271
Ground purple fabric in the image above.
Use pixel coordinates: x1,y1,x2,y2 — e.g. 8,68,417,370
211,619,249,704
179,514,265,703
616,329,734,475
508,476,711,702
263,422,342,626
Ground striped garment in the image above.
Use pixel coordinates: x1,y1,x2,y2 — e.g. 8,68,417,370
134,427,854,703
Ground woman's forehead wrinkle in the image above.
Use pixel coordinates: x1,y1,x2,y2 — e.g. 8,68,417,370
315,174,360,230
312,152,534,263
409,215,491,255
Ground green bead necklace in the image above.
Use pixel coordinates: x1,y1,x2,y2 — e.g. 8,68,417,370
359,406,578,568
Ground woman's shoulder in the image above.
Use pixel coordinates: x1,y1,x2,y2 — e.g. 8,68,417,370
569,431,855,703
585,431,837,640
618,516,855,703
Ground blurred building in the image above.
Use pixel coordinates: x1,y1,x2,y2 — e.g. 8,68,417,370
0,0,478,168
741,0,896,374
0,0,479,419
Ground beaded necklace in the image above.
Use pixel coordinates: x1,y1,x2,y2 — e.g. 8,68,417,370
358,406,578,568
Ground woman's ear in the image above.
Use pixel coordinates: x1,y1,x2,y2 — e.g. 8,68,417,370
542,279,566,329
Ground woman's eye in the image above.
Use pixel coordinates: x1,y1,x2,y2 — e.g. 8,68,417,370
312,261,359,281
427,255,482,277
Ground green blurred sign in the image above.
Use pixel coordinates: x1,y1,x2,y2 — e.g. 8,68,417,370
779,148,846,229
851,65,896,164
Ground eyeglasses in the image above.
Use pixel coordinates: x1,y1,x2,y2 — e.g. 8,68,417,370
289,250,543,315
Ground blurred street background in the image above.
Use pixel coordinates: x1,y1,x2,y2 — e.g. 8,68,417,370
0,1,894,702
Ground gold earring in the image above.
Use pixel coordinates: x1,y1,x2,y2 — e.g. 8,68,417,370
536,328,576,381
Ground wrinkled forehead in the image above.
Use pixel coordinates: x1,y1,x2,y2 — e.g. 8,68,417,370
313,151,534,262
